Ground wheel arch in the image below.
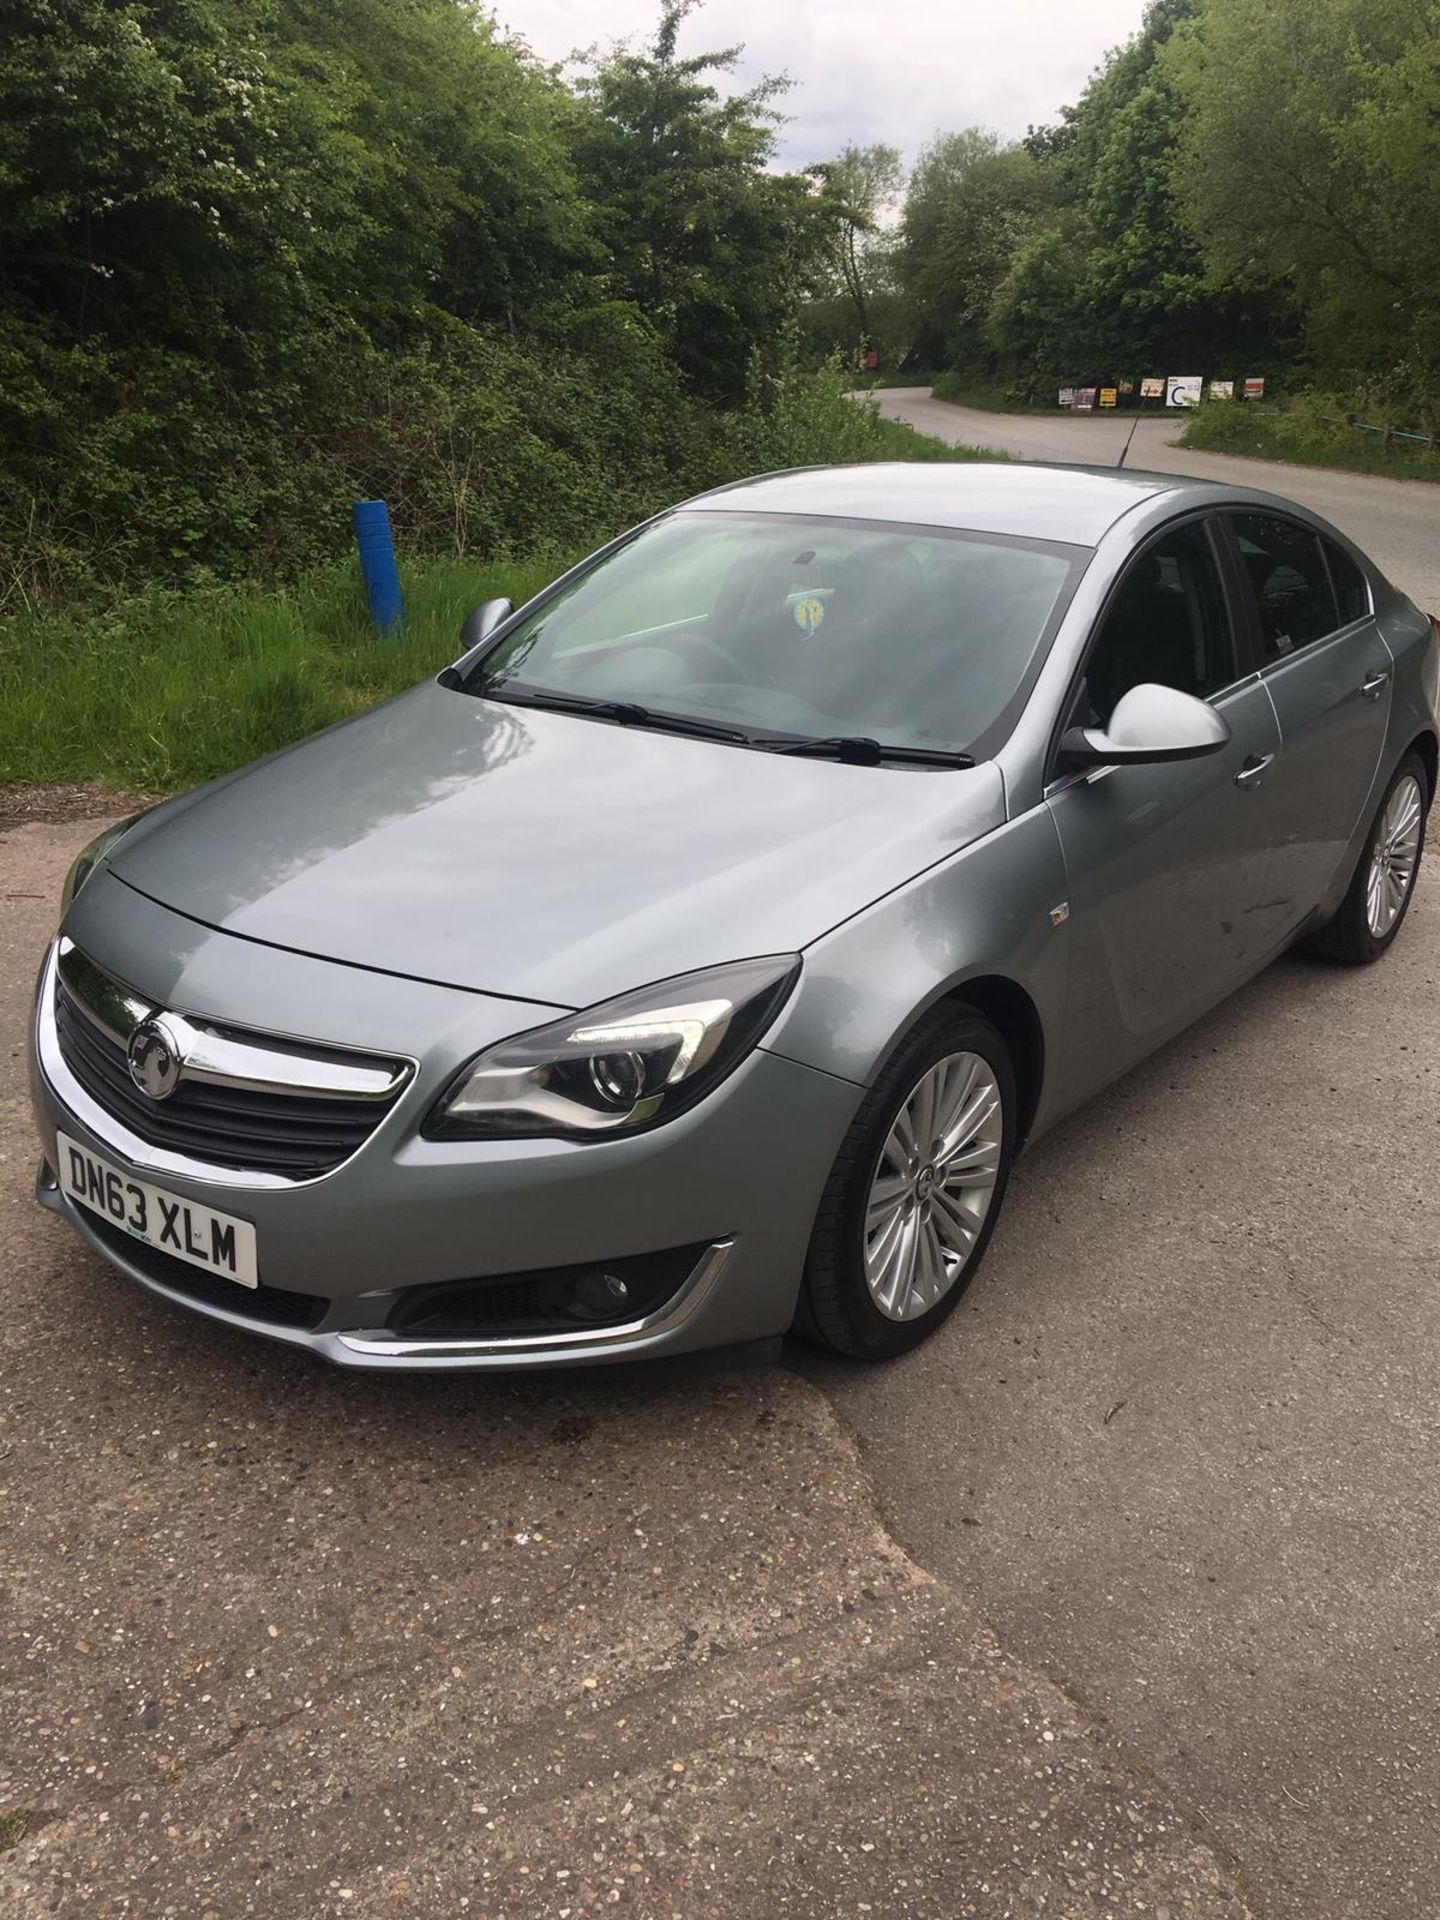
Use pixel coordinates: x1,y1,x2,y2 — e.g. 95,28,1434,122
936,973,1046,1149
1408,728,1437,802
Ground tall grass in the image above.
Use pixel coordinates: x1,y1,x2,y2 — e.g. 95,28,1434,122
0,551,569,789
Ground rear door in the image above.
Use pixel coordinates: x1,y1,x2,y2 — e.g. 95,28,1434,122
1221,511,1392,928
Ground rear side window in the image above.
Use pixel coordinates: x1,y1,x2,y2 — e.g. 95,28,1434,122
1230,512,1341,660
1323,538,1371,626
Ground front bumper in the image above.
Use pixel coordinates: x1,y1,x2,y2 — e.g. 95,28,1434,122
29,889,861,1370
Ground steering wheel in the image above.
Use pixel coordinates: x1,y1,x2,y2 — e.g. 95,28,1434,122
649,626,749,683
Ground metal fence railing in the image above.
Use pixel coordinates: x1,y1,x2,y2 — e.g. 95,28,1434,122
1319,412,1440,452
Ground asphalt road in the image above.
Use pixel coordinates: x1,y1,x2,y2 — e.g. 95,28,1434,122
874,388,1440,617
807,877,1440,1915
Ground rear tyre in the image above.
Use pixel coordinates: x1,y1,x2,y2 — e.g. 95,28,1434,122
1305,752,1429,966
798,1006,1016,1360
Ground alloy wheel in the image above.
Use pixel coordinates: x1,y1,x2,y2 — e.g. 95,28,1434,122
1365,772,1424,938
863,1050,1004,1322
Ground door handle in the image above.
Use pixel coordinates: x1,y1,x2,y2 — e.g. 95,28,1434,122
1361,669,1390,700
1234,753,1274,789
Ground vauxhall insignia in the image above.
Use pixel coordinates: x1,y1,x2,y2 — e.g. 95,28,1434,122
127,1017,183,1101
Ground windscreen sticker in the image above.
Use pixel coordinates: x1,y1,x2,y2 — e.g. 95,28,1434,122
790,593,828,635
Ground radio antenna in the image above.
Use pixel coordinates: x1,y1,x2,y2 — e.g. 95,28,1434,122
1116,408,1144,470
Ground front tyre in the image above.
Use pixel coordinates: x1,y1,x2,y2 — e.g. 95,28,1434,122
1306,752,1429,966
798,1007,1016,1360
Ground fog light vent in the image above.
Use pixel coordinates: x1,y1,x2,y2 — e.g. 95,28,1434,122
570,1270,631,1320
384,1244,711,1340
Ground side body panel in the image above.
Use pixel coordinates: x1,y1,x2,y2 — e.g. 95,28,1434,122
762,804,1071,1123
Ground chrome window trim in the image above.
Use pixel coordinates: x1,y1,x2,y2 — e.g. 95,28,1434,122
37,939,417,1191
1224,509,1376,667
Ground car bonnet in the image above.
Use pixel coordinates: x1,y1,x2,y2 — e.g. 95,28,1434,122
107,682,1006,1007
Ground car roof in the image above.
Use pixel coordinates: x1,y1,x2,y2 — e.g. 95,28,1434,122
679,460,1201,549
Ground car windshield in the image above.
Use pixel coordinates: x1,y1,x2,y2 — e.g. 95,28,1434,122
464,510,1083,757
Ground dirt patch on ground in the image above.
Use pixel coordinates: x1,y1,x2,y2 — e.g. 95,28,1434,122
0,783,164,833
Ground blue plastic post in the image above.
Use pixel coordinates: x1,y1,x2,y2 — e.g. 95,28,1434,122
352,499,403,636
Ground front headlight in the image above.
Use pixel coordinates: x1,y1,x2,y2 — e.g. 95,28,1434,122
60,812,150,920
426,955,800,1141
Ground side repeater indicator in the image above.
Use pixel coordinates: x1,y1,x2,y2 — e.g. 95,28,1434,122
1049,902,1071,927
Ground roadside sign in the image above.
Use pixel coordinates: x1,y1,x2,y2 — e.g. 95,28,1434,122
1099,387,1118,409
1244,377,1265,400
1076,387,1097,411
1058,387,1075,408
1140,376,1164,401
1167,375,1203,409
1207,379,1235,401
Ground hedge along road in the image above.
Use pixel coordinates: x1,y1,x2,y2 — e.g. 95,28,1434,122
873,387,1440,617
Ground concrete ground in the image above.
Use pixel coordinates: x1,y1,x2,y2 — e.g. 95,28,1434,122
806,885,1440,1920
1,818,1249,1917
873,389,1440,617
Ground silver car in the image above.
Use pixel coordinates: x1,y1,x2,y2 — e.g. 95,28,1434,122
29,464,1437,1369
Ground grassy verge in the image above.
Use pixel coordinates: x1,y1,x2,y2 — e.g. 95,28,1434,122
1,418,996,790
0,552,568,791
1181,400,1440,483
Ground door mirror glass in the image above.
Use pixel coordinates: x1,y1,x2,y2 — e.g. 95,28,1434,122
1061,682,1231,768
459,599,514,650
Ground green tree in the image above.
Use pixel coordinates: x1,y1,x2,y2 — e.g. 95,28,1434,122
897,129,1053,370
0,0,585,356
806,142,904,353
1164,0,1439,388
570,0,826,401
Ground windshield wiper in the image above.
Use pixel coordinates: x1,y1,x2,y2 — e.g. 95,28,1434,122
771,735,976,768
479,686,756,746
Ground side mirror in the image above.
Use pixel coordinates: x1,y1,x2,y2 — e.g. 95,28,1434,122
1061,682,1230,769
458,599,513,650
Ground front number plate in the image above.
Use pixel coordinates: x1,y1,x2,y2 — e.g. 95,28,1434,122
57,1131,258,1289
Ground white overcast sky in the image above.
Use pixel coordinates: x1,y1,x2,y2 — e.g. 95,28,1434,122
499,0,1149,171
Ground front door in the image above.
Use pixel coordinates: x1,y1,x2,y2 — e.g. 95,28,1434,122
1045,515,1283,1099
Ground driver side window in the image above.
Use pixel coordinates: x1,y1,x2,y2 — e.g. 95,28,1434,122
1081,520,1236,726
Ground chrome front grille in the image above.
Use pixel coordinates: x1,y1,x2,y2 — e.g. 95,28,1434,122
51,940,412,1183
